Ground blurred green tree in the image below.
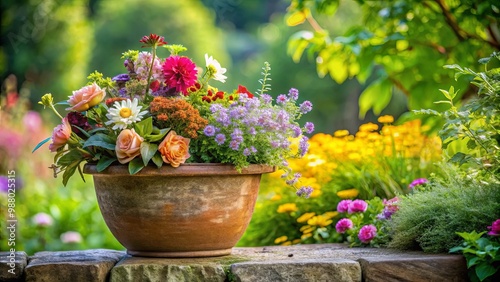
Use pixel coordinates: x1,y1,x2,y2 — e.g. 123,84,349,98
90,0,229,84
285,0,500,121
1,0,94,104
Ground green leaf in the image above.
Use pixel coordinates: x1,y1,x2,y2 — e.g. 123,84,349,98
83,133,116,150
128,158,145,175
140,142,158,166
32,137,51,153
62,160,82,186
96,156,117,172
57,150,84,166
475,263,497,281
152,152,163,168
145,128,169,142
467,257,481,268
358,77,392,118
134,117,153,136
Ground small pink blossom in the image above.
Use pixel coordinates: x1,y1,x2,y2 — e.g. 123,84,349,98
358,224,377,243
487,219,500,236
348,199,368,214
337,200,352,213
335,218,354,234
409,178,428,189
33,212,53,227
60,231,82,244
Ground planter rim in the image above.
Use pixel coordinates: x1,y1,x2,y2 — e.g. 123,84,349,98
83,163,275,176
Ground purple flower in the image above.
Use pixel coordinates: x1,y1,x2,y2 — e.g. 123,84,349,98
291,125,302,138
299,101,313,114
348,199,368,214
358,225,377,243
261,94,272,104
286,172,301,185
33,212,53,227
299,136,309,157
379,197,399,219
409,178,428,189
335,218,354,233
288,88,299,100
276,94,288,104
215,134,226,145
304,122,314,134
0,176,8,194
337,200,352,213
487,219,500,236
112,73,130,82
203,125,216,137
230,140,240,150
296,186,314,198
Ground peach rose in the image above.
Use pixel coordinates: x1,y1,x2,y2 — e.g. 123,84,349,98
67,83,106,112
116,129,143,164
158,131,190,167
49,117,72,152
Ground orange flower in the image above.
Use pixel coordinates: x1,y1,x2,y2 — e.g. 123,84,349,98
66,83,106,112
116,129,143,164
158,131,191,167
49,117,72,152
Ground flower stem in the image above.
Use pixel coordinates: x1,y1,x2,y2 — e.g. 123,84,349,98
145,46,156,96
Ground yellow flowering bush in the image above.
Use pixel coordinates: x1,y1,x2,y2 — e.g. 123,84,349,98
239,116,443,247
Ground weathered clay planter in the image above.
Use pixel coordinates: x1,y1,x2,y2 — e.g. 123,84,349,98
83,163,274,258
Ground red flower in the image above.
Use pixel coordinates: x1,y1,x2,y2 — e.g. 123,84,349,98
162,56,198,95
139,34,167,48
149,80,160,92
237,85,254,98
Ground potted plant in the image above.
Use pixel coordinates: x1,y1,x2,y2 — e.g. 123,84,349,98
34,34,314,257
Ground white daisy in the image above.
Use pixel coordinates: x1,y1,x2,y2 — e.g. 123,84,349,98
105,98,148,130
205,53,227,83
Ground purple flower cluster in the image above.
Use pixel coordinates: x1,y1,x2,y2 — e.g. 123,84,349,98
408,178,428,189
296,186,313,198
377,197,399,220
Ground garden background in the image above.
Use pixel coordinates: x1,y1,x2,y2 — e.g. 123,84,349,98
1,1,499,278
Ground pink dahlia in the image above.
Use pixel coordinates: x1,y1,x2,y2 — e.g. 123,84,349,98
335,218,354,234
337,200,352,213
348,199,368,214
358,224,377,243
162,56,198,95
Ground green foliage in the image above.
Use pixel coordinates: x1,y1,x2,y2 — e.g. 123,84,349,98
387,164,500,253
450,231,500,282
286,0,499,117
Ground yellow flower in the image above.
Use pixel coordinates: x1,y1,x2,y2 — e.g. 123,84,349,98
322,211,339,220
300,225,315,234
292,239,301,244
281,241,292,246
277,203,298,213
301,233,313,240
359,122,379,132
336,188,359,199
270,194,282,201
333,129,349,137
274,236,288,244
297,212,316,223
378,115,394,124
307,215,333,227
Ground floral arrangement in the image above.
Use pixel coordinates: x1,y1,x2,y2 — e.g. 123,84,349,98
34,34,314,197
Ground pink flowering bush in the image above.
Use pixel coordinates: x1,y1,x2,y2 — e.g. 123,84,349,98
34,34,314,196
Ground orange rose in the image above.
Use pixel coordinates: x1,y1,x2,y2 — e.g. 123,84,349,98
116,129,143,164
158,131,190,167
49,117,72,152
67,83,106,112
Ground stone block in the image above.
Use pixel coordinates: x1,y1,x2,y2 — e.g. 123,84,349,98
25,249,125,282
0,251,28,281
231,258,362,282
359,254,468,282
110,256,229,282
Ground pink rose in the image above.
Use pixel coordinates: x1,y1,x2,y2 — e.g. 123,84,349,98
158,131,190,167
358,224,377,243
49,117,72,152
67,83,106,112
116,129,143,164
337,200,352,213
335,218,353,234
348,199,368,214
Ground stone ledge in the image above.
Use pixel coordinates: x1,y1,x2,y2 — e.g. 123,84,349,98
0,244,467,282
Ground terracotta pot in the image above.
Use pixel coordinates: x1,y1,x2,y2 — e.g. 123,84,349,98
83,163,274,258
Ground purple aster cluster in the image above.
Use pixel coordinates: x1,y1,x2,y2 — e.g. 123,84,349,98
202,88,314,197
377,197,400,220
296,186,314,198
